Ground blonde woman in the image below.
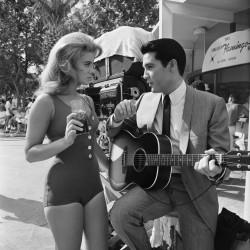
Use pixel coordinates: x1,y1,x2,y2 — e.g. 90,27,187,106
25,32,108,250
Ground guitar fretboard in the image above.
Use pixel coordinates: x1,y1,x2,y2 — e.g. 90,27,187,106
145,154,221,166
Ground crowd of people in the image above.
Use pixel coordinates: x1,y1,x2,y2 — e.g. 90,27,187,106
0,97,35,136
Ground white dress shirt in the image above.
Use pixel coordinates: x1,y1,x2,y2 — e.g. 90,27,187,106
160,81,186,173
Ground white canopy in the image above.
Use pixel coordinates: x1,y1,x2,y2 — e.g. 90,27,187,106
95,26,155,62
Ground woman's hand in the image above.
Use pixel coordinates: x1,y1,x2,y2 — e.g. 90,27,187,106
64,113,83,145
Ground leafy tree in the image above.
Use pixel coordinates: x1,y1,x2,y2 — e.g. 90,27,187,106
0,0,159,106
33,0,79,63
67,0,159,38
0,0,44,107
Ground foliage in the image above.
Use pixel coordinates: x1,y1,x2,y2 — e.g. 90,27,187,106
0,0,159,104
0,0,44,107
33,0,79,63
67,0,159,38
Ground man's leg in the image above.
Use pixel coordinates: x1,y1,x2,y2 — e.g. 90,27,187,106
14,123,21,136
172,177,214,250
110,186,174,250
4,116,11,131
9,117,15,130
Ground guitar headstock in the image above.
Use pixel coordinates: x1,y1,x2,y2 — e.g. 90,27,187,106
222,151,250,171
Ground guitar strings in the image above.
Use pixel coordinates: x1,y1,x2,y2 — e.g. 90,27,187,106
130,154,250,166
131,156,250,163
129,156,250,172
132,160,250,166
131,154,250,158
132,158,250,161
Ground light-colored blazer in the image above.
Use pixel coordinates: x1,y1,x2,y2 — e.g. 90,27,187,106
107,84,230,233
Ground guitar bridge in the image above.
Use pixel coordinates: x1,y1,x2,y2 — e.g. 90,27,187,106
122,146,127,174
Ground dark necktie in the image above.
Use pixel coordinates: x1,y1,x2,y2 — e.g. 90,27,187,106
162,95,171,136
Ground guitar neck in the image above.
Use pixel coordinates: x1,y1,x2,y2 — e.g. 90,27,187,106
147,154,222,166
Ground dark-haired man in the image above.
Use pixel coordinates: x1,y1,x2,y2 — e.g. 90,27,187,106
106,38,230,250
190,80,206,91
226,94,248,150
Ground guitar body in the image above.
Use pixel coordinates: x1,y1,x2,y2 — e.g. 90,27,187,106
109,130,250,191
109,130,172,191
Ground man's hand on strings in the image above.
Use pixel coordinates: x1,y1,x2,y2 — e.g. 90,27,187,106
194,149,224,178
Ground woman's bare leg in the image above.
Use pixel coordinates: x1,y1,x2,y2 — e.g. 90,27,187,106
44,203,83,250
83,191,108,250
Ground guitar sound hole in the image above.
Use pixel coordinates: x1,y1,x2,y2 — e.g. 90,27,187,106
134,149,147,172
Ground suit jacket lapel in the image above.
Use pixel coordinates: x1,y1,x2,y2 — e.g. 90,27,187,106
137,93,162,132
179,85,194,154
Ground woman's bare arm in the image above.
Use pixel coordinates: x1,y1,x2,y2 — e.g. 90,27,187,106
25,94,73,163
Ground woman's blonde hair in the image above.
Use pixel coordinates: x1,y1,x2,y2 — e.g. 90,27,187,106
37,32,102,95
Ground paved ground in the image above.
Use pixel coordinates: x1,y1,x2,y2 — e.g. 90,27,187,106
0,136,54,250
217,172,246,217
0,135,247,250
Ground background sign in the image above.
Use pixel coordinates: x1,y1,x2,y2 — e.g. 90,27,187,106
202,29,250,73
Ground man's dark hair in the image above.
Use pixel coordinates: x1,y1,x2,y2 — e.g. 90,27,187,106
141,38,186,76
229,94,240,103
190,80,205,91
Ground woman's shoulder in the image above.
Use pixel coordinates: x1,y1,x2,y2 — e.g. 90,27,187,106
36,93,54,103
29,94,55,119
33,94,55,111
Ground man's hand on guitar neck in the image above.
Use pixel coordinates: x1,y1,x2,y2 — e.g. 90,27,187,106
113,99,137,123
194,148,226,184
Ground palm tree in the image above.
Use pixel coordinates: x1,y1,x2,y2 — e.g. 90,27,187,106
33,0,79,63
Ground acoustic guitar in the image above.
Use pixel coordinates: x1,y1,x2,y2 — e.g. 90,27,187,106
109,130,250,191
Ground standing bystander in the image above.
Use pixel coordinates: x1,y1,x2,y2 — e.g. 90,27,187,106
4,98,14,132
190,80,206,91
25,97,33,113
0,99,6,127
226,94,248,150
